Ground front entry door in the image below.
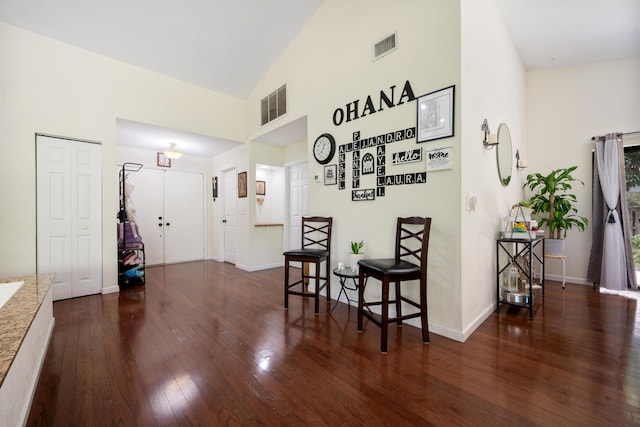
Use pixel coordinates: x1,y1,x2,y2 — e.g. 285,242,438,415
127,168,205,265
129,168,164,265
37,135,102,301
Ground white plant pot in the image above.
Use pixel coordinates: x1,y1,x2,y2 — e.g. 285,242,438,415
349,253,365,271
545,238,565,256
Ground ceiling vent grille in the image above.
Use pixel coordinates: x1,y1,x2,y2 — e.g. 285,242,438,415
373,33,397,61
261,85,287,126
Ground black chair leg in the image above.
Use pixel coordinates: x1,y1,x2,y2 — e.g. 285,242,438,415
420,279,429,343
395,281,402,326
357,270,365,332
381,278,390,354
301,263,307,294
284,259,289,309
314,261,320,314
325,259,331,304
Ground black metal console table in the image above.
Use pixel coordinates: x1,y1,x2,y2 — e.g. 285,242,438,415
496,236,545,319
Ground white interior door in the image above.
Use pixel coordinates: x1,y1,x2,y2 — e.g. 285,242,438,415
127,168,165,265
37,135,102,301
164,171,205,264
223,168,237,264
288,162,309,251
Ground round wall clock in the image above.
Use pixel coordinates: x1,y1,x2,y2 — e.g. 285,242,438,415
313,133,336,165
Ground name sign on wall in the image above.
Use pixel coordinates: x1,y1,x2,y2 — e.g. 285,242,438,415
330,81,454,201
338,127,427,201
332,80,416,126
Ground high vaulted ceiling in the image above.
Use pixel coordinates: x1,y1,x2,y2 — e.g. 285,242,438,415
2,0,638,157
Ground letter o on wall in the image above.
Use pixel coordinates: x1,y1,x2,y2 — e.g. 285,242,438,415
333,108,344,126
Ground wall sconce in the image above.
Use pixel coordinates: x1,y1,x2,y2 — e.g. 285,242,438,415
482,119,498,149
515,149,528,170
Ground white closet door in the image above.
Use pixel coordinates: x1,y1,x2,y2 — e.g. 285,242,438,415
37,135,102,301
164,170,205,264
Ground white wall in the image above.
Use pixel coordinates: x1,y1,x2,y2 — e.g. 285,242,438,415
0,23,247,289
247,0,465,338
527,58,640,283
459,0,527,338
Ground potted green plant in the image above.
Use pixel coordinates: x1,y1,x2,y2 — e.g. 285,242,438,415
522,166,589,255
349,240,365,269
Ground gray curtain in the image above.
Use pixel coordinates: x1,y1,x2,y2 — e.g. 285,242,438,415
587,134,637,290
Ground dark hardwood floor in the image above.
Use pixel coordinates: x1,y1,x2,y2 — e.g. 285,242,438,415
26,261,639,426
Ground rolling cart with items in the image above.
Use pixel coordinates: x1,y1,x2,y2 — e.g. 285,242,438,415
496,205,545,319
118,162,145,286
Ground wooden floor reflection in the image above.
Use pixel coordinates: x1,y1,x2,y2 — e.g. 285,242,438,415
27,261,639,426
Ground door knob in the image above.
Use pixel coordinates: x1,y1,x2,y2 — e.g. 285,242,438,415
166,222,171,226
158,216,163,220
222,219,227,223
158,223,163,227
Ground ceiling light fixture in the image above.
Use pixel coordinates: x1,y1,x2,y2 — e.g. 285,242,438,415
164,143,183,160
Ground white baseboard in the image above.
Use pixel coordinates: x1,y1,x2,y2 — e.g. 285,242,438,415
102,285,120,295
544,274,590,286
459,303,496,342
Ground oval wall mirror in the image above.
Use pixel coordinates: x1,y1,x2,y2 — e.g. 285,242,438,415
496,123,513,186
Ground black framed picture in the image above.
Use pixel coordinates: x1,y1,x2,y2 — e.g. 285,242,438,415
416,85,455,143
212,176,218,198
157,152,171,167
324,164,337,185
256,180,266,195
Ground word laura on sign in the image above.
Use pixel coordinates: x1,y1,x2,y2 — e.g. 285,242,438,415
352,189,376,201
426,146,452,171
377,172,427,186
333,80,416,126
392,148,422,165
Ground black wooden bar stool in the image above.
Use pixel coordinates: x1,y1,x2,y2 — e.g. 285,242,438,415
357,216,432,353
283,216,332,314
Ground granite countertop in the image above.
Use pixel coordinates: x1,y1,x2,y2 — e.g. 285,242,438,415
0,273,54,387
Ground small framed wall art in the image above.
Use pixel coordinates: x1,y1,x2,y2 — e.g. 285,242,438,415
324,164,337,185
416,85,455,143
212,176,218,199
237,171,247,198
157,152,171,167
256,180,266,195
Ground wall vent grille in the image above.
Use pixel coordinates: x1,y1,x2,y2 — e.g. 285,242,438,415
261,85,287,126
373,33,397,61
